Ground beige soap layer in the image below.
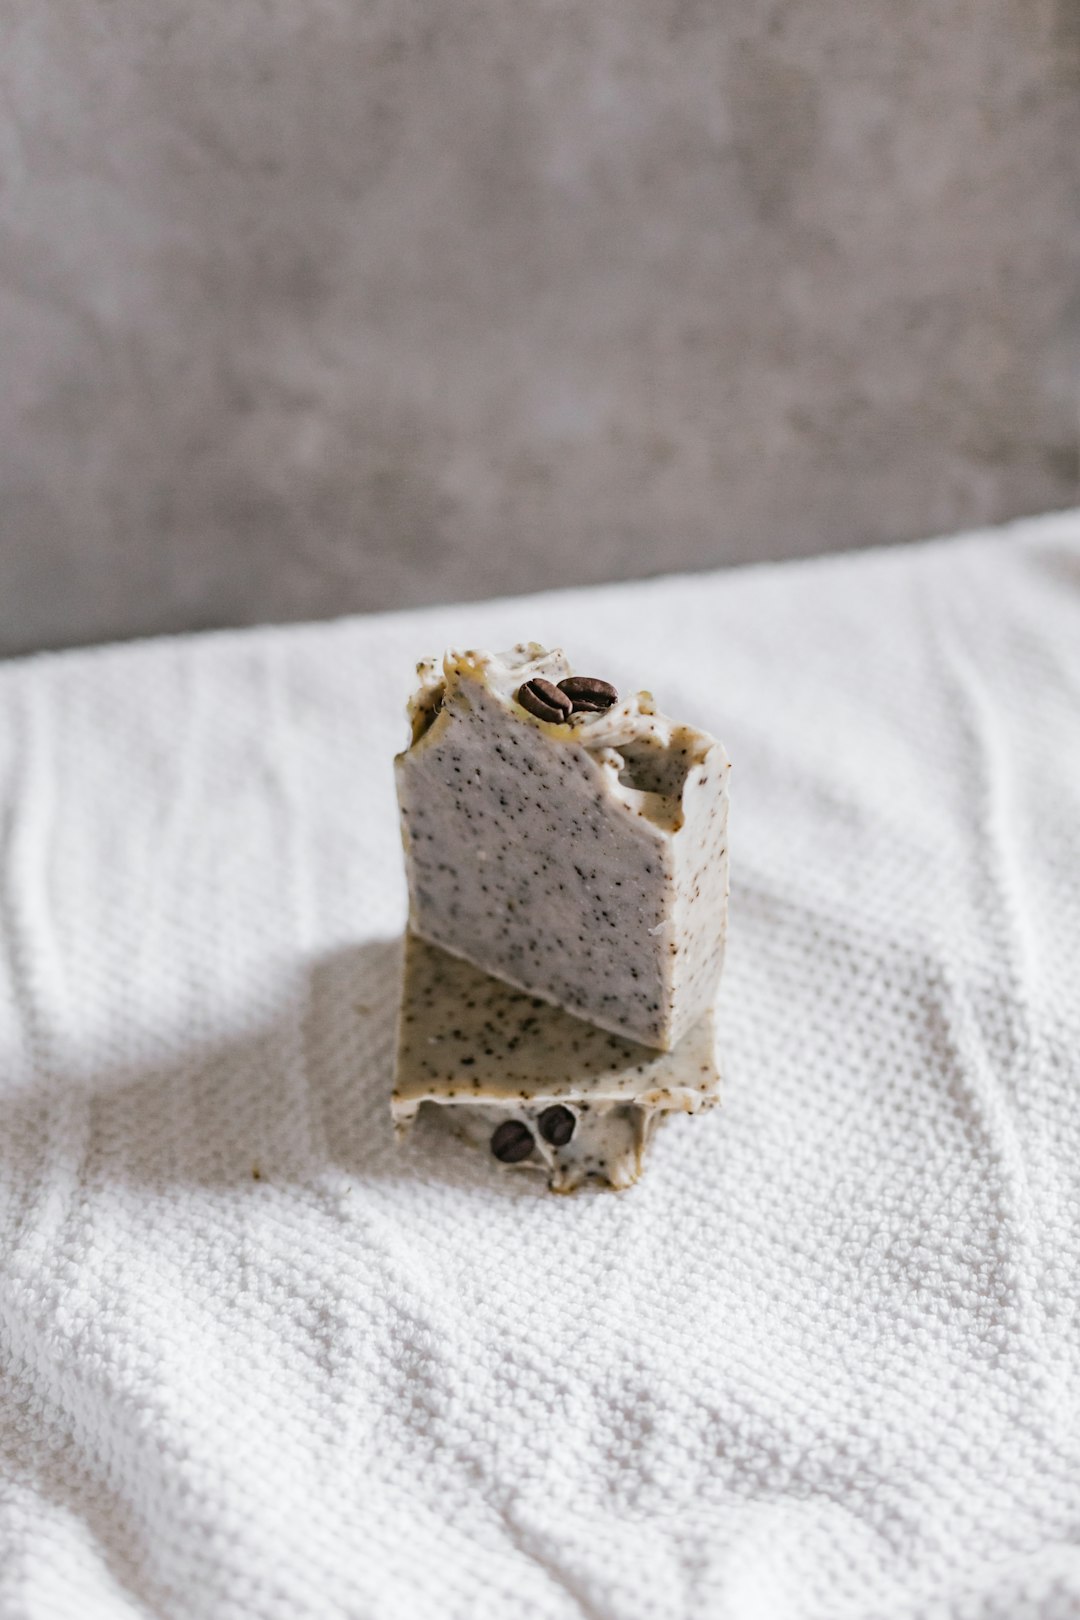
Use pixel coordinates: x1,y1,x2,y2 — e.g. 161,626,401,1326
395,644,731,1051
392,932,721,1192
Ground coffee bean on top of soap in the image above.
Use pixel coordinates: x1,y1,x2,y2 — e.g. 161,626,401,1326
491,1119,535,1162
516,678,573,723
558,676,619,713
538,1104,576,1146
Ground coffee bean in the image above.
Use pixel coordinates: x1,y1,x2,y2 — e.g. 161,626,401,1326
538,1104,576,1146
558,676,618,713
491,1119,535,1162
516,678,573,723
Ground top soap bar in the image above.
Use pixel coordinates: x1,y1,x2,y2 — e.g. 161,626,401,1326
394,644,730,1051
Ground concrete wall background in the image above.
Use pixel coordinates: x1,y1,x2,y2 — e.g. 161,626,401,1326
1,0,1078,657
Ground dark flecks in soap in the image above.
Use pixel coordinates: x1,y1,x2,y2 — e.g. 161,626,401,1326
491,1119,535,1162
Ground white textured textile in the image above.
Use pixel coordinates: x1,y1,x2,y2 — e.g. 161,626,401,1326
2,512,1079,1620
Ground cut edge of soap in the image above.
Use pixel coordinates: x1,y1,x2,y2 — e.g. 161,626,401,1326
404,919,689,1052
390,1076,722,1131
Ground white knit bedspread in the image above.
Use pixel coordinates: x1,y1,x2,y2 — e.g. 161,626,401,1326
2,511,1079,1620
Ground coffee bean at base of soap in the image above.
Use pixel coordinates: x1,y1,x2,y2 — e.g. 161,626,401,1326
516,678,573,723
538,1105,576,1146
491,1119,535,1162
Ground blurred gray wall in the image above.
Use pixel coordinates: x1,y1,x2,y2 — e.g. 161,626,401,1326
1,0,1078,656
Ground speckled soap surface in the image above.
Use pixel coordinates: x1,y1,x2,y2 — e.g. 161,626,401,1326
393,932,721,1191
395,644,731,1051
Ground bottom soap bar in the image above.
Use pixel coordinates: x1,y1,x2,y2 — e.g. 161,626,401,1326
392,933,721,1192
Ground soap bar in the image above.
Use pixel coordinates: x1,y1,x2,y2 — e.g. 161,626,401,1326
392,932,721,1192
395,644,730,1051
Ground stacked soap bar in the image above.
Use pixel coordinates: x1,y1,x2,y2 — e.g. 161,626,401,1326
392,643,731,1191
392,933,721,1192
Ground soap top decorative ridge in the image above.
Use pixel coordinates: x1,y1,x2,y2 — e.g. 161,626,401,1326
401,642,723,832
